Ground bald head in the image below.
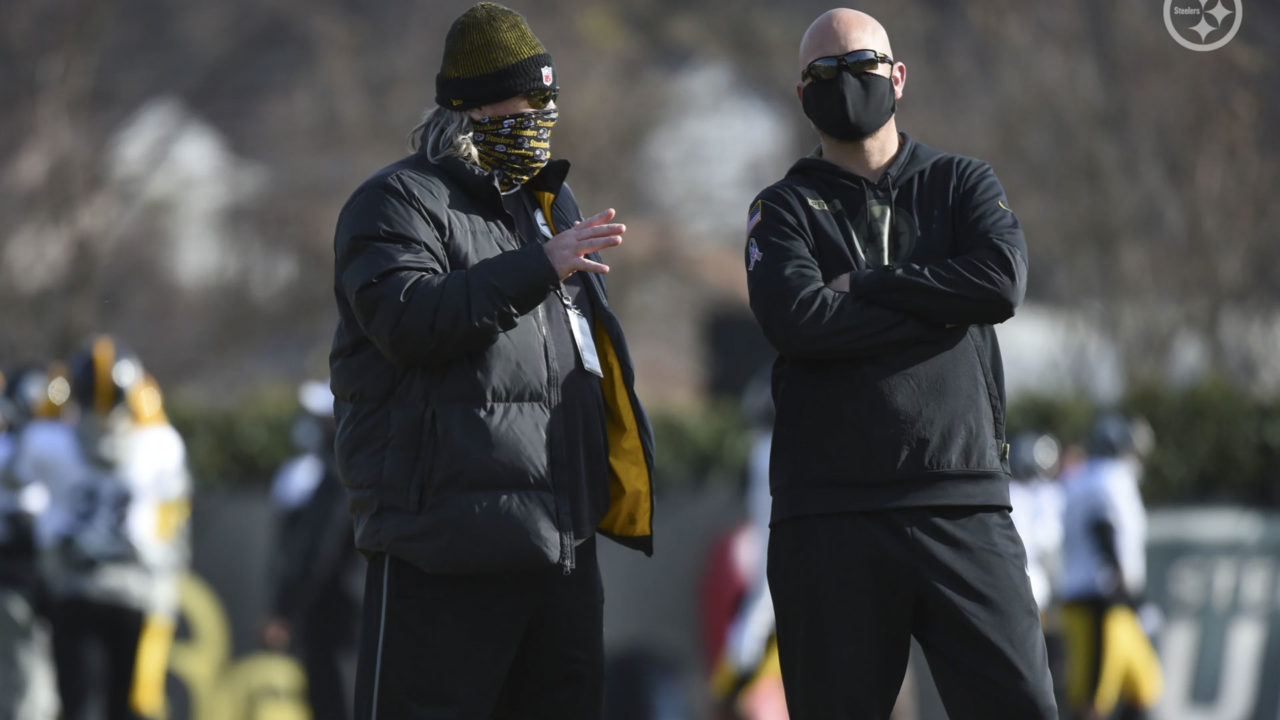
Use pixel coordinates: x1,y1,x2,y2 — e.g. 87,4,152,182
799,9,893,70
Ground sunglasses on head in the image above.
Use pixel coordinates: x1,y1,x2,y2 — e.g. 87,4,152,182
527,87,559,109
801,49,894,82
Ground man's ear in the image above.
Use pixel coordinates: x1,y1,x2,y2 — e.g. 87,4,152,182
892,62,907,100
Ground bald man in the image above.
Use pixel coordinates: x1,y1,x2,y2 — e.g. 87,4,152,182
744,9,1057,719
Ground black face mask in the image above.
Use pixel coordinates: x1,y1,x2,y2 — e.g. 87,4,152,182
801,71,896,142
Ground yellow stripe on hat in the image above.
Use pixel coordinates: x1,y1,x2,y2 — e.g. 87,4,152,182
92,335,116,416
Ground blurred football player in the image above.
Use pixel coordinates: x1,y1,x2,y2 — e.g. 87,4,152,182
1059,415,1162,720
15,336,191,720
709,369,785,720
1009,431,1065,614
262,380,360,720
0,366,62,720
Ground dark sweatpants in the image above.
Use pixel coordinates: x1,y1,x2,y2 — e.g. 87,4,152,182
767,507,1057,720
354,536,604,720
50,597,146,720
298,586,359,720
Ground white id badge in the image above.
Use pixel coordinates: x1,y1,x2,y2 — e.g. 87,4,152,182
565,304,604,377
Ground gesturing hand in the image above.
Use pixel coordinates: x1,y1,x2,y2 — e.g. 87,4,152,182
543,208,625,280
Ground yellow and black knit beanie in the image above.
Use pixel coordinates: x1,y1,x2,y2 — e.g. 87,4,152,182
435,3,555,110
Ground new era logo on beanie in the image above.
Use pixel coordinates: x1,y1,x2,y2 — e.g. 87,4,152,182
435,3,556,110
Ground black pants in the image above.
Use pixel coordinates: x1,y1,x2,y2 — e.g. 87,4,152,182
354,536,603,720
768,508,1057,720
50,597,145,720
299,586,360,720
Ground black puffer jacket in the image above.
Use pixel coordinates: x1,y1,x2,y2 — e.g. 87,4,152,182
330,153,654,573
745,134,1026,522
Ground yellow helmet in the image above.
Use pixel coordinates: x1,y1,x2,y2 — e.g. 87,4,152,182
68,334,165,425
126,372,168,425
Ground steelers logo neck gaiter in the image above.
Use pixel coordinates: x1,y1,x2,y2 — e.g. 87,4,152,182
471,108,558,192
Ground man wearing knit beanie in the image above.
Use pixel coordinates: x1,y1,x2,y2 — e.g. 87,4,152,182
330,3,655,719
435,2,557,111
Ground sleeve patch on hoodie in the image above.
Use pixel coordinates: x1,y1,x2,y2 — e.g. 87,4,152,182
747,238,764,271
747,199,763,234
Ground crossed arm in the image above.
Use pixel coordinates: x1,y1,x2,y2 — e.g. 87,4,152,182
745,163,1026,359
843,162,1027,326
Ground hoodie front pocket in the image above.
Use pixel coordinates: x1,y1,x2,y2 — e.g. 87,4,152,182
877,333,1003,475
964,329,1004,446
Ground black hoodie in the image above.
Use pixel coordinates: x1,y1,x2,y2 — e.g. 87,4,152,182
745,133,1026,521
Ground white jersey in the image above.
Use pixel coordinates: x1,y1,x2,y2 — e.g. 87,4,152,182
1009,476,1064,611
1059,457,1148,601
10,420,191,614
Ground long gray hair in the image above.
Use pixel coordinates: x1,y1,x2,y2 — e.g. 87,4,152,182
410,107,479,165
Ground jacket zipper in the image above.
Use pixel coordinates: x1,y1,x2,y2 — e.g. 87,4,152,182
529,200,576,575
500,200,577,574
535,301,576,575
